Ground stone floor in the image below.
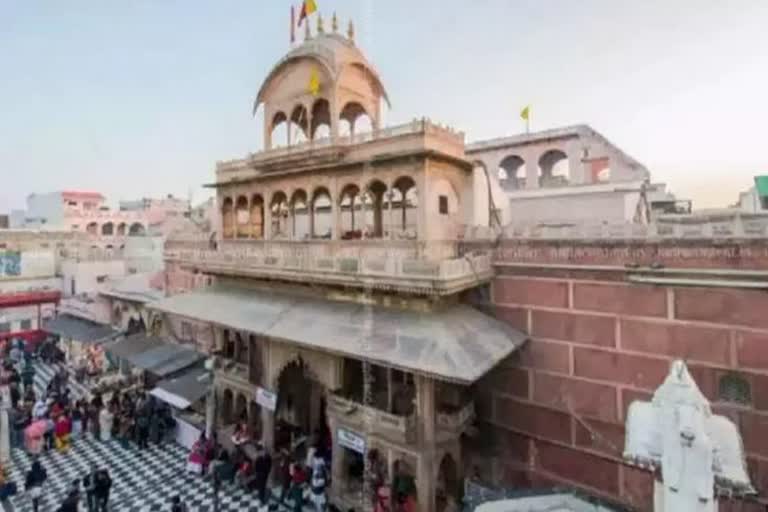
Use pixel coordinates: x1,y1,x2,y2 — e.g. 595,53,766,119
2,362,317,511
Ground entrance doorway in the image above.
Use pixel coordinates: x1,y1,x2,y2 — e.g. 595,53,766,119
275,358,329,459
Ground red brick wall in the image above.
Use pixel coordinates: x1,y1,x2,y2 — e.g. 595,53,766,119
480,240,768,511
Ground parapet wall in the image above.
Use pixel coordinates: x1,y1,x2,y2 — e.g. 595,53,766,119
479,237,768,512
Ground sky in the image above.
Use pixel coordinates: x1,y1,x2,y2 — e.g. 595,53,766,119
1,0,767,211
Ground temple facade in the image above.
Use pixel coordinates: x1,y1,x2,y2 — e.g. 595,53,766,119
153,16,525,512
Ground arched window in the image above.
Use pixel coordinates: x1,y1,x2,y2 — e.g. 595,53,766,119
339,184,362,239
362,180,388,239
499,155,526,190
290,104,309,145
222,197,234,239
86,222,99,235
116,223,127,236
235,196,250,238
270,192,289,239
340,102,372,139
128,223,145,236
538,149,570,188
392,177,418,239
290,190,309,240
250,194,265,239
270,111,288,148
311,188,333,239
311,99,331,140
101,222,114,236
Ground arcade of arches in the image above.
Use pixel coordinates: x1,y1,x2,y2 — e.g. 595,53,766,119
221,176,419,241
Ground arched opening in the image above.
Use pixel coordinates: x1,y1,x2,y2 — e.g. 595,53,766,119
596,167,612,183
234,393,249,424
437,454,460,512
499,155,526,190
339,184,362,239
221,389,234,425
311,187,333,239
290,104,309,145
275,359,328,457
538,149,570,188
101,222,114,236
235,196,250,238
392,176,418,239
250,194,265,239
221,197,234,239
86,222,99,235
362,180,388,239
116,223,127,236
340,102,372,139
311,98,331,140
270,111,288,148
270,192,289,239
128,223,145,236
290,189,310,240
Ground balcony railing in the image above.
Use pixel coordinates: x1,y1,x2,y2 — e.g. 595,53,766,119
216,118,465,172
327,392,417,445
164,240,492,292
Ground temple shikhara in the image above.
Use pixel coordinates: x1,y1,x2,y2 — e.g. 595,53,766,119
3,7,768,512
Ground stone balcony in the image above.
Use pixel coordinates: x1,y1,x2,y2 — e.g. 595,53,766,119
164,239,492,295
326,392,417,445
436,401,476,443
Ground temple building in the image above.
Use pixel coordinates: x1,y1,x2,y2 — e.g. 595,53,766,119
153,14,527,512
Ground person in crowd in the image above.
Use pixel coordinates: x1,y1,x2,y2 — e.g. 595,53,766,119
57,489,80,512
94,469,112,512
135,404,150,450
98,406,114,442
171,495,188,512
231,420,250,447
286,461,308,512
309,455,328,512
32,397,47,420
10,404,30,449
83,468,98,512
24,460,47,512
254,443,273,505
54,410,72,453
188,433,212,475
21,360,35,395
235,455,256,490
117,411,133,449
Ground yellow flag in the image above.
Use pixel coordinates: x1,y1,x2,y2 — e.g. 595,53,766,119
520,105,530,121
308,68,320,96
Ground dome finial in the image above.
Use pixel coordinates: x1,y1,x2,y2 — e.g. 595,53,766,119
304,18,311,40
332,12,338,33
317,12,324,34
347,19,355,43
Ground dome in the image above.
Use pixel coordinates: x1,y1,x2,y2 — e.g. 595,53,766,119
253,32,391,115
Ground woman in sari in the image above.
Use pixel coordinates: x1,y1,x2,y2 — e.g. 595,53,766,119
188,433,211,475
54,412,72,453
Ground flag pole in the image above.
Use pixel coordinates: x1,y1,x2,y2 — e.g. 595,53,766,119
290,5,296,46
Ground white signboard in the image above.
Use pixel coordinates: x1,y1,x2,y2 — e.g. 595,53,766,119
337,427,366,454
255,387,277,412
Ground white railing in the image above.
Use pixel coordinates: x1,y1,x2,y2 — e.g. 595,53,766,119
216,118,465,172
164,243,491,283
463,214,768,241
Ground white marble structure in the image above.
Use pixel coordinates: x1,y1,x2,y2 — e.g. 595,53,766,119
624,360,755,512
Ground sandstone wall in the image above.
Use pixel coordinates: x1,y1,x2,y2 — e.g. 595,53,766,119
482,239,768,511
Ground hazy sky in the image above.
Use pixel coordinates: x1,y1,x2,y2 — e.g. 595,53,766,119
2,0,767,211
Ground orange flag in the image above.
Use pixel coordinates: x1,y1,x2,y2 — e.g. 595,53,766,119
297,0,317,26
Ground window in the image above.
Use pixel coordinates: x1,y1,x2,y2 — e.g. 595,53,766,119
761,196,768,210
67,201,78,206
20,319,32,330
0,323,10,333
40,243,49,249
71,225,79,230
96,275,107,284
438,195,449,215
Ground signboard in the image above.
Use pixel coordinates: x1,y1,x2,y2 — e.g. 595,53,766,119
255,386,277,412
337,427,366,454
0,251,21,277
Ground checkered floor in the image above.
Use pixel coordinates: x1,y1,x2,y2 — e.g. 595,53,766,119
4,362,316,511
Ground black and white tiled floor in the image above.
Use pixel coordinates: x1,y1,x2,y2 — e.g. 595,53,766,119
4,362,313,511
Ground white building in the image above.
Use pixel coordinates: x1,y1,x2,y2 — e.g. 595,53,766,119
735,176,768,213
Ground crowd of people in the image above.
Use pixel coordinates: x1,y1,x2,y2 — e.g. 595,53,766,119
187,423,333,512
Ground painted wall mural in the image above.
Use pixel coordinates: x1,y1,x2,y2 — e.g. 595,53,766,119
0,251,22,277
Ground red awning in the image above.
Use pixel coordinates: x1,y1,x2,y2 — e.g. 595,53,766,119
0,290,61,308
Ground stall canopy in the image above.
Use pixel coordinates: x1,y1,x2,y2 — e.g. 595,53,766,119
43,314,118,344
150,365,211,409
105,334,205,378
148,285,528,384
